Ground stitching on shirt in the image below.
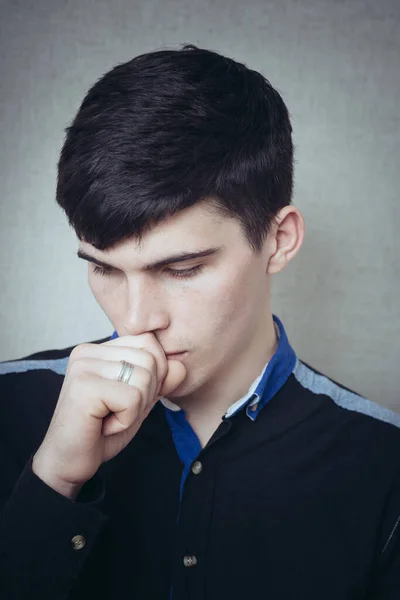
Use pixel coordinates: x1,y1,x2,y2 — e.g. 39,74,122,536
381,514,400,556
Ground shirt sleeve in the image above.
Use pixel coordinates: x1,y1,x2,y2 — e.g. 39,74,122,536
0,453,108,600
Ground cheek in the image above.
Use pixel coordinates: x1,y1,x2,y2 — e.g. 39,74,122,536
185,267,257,338
215,284,253,337
89,277,121,316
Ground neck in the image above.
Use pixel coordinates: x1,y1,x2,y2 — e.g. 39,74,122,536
176,312,279,444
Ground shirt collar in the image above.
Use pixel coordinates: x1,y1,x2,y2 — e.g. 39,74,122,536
110,314,296,422
159,348,273,417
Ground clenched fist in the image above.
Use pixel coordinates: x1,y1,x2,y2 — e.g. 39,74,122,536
32,333,186,499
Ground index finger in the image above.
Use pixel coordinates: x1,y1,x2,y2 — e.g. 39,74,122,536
102,332,168,388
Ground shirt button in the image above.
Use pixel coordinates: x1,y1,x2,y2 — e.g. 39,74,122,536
249,403,258,412
191,461,203,475
71,535,86,550
183,555,198,567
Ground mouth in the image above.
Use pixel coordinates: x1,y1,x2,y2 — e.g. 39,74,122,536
166,351,187,361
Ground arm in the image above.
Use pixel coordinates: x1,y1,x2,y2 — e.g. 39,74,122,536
0,448,108,600
0,332,185,599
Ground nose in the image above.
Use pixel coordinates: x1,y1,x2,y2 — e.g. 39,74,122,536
121,276,170,336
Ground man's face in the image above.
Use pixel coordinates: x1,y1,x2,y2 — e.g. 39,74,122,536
78,201,274,400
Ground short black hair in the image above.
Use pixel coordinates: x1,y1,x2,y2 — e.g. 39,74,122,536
56,44,294,253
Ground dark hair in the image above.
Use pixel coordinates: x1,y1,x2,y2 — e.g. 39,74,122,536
56,44,294,253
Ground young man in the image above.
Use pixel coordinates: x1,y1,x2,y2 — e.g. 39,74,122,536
0,44,399,600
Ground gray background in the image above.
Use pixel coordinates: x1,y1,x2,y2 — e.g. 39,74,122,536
0,0,399,411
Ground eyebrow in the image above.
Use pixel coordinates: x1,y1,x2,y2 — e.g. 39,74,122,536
76,246,222,271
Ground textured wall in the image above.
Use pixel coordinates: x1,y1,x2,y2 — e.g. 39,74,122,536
0,0,399,410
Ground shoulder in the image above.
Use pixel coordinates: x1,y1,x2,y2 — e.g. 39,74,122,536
292,356,400,432
291,357,400,479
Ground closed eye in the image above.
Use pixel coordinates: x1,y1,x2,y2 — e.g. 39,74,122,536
92,264,203,279
166,265,203,279
92,265,113,277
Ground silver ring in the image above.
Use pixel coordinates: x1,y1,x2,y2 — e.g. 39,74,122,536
117,360,134,385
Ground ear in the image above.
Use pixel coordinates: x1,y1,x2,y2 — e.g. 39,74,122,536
266,206,305,275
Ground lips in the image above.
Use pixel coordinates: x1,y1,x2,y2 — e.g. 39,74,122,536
166,351,187,361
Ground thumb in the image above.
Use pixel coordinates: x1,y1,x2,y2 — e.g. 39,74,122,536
158,359,187,397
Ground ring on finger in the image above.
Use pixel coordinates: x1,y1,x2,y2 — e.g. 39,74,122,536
117,360,135,385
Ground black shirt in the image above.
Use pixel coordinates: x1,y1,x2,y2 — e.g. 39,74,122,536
0,316,399,599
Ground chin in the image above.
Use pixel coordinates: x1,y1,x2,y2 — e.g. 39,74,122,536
166,369,211,400
164,381,191,399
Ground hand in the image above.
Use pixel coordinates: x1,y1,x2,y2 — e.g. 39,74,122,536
32,333,186,499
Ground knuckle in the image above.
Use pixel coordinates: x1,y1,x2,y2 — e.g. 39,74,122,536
67,357,87,376
128,386,143,414
141,368,153,388
129,385,143,406
130,348,156,372
144,351,157,372
70,343,92,361
156,360,167,383
126,386,151,423
134,332,156,344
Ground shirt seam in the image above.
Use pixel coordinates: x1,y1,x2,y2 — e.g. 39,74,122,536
381,513,400,556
